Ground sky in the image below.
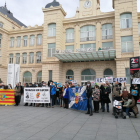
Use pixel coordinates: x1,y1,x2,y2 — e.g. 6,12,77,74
0,0,140,26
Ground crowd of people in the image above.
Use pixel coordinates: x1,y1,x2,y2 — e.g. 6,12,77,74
0,80,139,119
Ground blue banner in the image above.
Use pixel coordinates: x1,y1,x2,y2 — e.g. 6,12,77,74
69,86,87,111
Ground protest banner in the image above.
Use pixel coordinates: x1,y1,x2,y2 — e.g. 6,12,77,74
132,78,140,84
69,86,87,111
0,89,15,105
24,88,50,103
105,77,113,83
96,78,105,83
118,77,127,83
7,64,20,89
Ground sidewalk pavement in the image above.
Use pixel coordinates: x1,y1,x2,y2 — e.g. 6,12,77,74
0,98,140,140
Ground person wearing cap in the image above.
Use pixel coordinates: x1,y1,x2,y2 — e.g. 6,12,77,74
85,82,93,116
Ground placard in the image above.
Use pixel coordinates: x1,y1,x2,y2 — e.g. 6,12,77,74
57,83,61,87
105,77,113,83
132,78,140,84
96,78,105,83
118,77,127,83
72,80,77,86
24,88,50,103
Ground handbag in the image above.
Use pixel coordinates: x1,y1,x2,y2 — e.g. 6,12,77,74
131,90,138,96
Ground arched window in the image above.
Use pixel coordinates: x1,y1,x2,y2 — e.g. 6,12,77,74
0,22,3,28
48,23,56,37
37,34,42,45
10,37,14,47
23,36,28,47
104,69,113,78
17,36,21,47
66,28,74,43
22,53,27,64
80,25,96,42
9,54,13,64
36,52,41,63
66,70,74,80
102,24,112,40
37,71,42,83
0,34,2,48
120,13,132,29
81,69,96,86
30,35,35,46
23,71,32,83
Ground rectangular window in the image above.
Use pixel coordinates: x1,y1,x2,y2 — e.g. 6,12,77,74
49,70,52,81
30,35,35,46
48,24,56,37
138,23,140,36
125,68,130,84
9,54,13,64
80,43,96,51
139,43,140,56
36,52,41,63
121,36,133,53
29,52,34,63
17,37,21,47
0,22,3,28
102,24,113,40
37,34,42,45
66,29,74,43
16,53,20,64
120,14,132,29
23,36,28,47
0,34,2,48
23,53,27,64
10,37,14,47
102,42,113,50
48,43,56,57
80,25,96,42
65,45,74,52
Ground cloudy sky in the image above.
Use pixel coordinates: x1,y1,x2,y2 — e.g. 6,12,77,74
0,0,140,26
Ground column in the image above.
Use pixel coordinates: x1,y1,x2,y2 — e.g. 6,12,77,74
96,22,101,51
34,52,36,64
35,35,37,48
27,52,29,65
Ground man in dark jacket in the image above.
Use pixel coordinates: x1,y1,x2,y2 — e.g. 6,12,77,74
85,82,93,116
102,83,111,112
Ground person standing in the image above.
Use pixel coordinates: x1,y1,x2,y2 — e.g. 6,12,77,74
50,81,56,108
93,85,100,113
86,82,93,116
63,84,69,109
102,83,111,112
14,83,21,106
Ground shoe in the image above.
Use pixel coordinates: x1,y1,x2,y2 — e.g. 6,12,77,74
29,104,32,106
24,104,28,106
135,115,137,118
85,112,90,114
107,111,110,113
90,113,93,116
52,106,54,108
14,105,18,106
102,110,105,112
126,116,129,119
95,111,99,113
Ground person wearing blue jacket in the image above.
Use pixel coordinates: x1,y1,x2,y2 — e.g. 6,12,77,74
50,81,56,108
63,84,69,109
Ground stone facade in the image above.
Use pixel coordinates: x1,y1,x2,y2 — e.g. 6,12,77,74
0,0,140,85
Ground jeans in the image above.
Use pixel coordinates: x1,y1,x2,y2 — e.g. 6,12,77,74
103,103,109,111
87,97,93,113
51,95,55,106
126,108,130,116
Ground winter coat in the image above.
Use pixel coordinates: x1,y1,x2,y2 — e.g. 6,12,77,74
128,97,138,115
86,86,92,98
112,85,121,97
93,88,100,101
123,99,132,108
15,86,21,96
101,86,111,103
50,85,56,95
